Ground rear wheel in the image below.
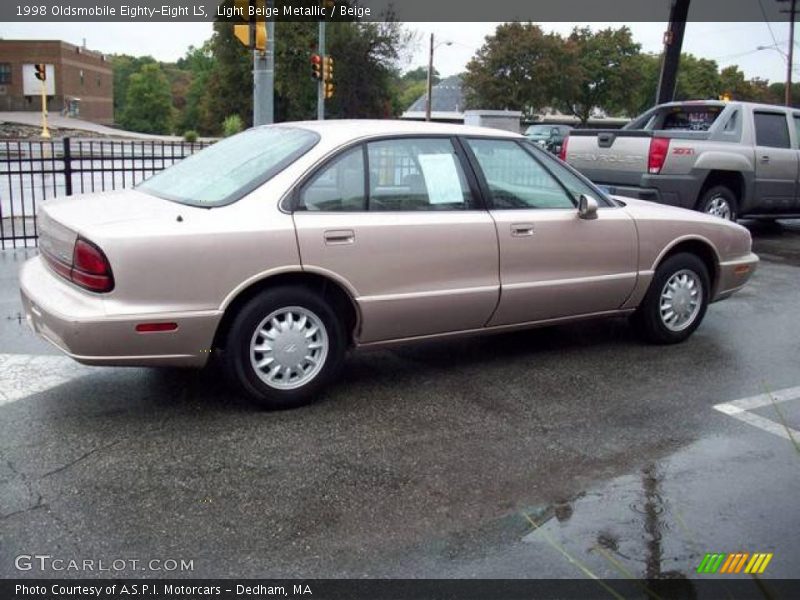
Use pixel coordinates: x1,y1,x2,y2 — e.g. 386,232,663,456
223,286,346,409
632,253,710,344
697,185,737,221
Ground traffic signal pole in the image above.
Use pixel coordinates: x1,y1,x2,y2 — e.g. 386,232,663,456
317,20,326,120
253,1,274,125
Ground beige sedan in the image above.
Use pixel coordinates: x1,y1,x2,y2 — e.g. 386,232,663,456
20,121,758,409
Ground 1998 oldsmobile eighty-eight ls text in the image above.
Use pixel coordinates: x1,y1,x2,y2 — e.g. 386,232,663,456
20,121,758,408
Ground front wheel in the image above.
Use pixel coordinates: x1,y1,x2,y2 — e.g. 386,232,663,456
697,185,737,221
223,286,346,409
631,253,710,344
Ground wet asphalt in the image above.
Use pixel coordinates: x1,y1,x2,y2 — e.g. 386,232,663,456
0,220,799,584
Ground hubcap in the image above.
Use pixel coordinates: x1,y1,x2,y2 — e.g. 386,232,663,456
250,306,328,390
705,195,733,220
659,269,703,332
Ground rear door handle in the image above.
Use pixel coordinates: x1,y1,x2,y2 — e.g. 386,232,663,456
510,223,535,237
760,155,770,163
324,229,355,245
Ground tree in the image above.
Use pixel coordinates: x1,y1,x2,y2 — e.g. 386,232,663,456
674,54,720,100
558,26,642,124
110,54,156,122
462,22,566,117
119,63,174,134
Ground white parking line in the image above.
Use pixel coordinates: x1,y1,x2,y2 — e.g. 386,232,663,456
713,386,800,442
0,353,92,406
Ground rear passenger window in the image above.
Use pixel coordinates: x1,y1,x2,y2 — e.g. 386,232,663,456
754,112,790,148
367,138,474,211
298,147,365,211
793,115,800,145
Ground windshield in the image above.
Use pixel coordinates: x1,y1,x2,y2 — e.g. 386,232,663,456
137,126,319,207
525,125,551,137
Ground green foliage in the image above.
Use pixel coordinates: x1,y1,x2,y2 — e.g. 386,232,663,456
463,22,566,118
558,26,642,124
110,54,156,122
222,114,244,137
183,130,199,142
119,63,173,134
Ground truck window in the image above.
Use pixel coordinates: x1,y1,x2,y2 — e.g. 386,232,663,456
793,116,800,146
754,112,790,148
660,107,721,131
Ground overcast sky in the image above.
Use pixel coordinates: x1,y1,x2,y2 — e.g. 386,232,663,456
1,21,797,84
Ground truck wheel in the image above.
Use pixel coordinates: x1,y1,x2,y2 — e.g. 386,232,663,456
223,286,346,410
631,253,710,345
698,185,737,221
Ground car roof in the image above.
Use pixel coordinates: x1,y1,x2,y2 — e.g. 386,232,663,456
267,119,523,144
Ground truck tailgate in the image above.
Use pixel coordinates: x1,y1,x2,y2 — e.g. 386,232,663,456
565,130,652,185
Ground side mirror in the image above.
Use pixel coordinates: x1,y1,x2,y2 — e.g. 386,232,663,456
578,194,598,220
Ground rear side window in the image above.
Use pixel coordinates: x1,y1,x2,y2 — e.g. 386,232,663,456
367,138,474,211
792,115,800,146
298,147,365,211
754,112,790,148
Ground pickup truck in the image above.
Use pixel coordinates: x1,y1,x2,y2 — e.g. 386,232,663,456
561,100,800,220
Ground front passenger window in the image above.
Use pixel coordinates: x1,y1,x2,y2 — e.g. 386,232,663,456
466,138,574,209
298,147,366,211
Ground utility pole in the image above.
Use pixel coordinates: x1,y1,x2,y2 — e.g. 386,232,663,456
425,33,434,122
655,0,691,105
318,21,326,120
783,0,797,106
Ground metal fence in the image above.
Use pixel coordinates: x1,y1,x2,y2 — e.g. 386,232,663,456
0,138,210,249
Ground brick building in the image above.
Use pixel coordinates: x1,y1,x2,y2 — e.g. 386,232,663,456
0,40,113,125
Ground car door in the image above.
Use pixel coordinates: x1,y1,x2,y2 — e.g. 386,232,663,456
292,137,500,344
462,137,638,326
753,110,798,212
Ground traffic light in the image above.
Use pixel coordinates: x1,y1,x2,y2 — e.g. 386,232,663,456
232,0,267,52
324,82,335,99
323,56,334,83
34,63,46,81
311,54,323,80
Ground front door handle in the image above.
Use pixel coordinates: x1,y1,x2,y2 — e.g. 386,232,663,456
510,223,535,237
324,229,355,245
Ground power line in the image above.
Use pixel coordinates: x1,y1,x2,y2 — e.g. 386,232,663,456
758,0,782,51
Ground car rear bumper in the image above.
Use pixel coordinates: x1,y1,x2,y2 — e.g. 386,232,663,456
713,252,759,302
19,256,219,368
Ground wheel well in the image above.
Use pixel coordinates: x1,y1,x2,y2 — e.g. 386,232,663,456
697,170,744,208
212,272,359,350
658,240,718,291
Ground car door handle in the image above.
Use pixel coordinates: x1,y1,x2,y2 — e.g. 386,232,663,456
510,223,535,237
760,155,770,163
324,229,355,245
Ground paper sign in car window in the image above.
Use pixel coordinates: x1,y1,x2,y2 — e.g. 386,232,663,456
417,153,464,205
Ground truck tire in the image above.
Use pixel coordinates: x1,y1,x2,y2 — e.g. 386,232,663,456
697,185,737,221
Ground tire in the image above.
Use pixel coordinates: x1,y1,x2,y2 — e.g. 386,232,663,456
697,185,738,221
223,286,346,409
631,253,710,345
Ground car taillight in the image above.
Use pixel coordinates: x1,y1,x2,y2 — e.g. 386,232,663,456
558,136,569,161
648,137,670,174
42,237,114,293
71,238,114,293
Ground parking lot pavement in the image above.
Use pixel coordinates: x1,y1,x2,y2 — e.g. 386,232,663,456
1,221,799,583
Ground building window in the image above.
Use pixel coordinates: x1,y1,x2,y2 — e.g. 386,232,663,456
96,73,101,87
80,69,84,86
0,63,11,84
